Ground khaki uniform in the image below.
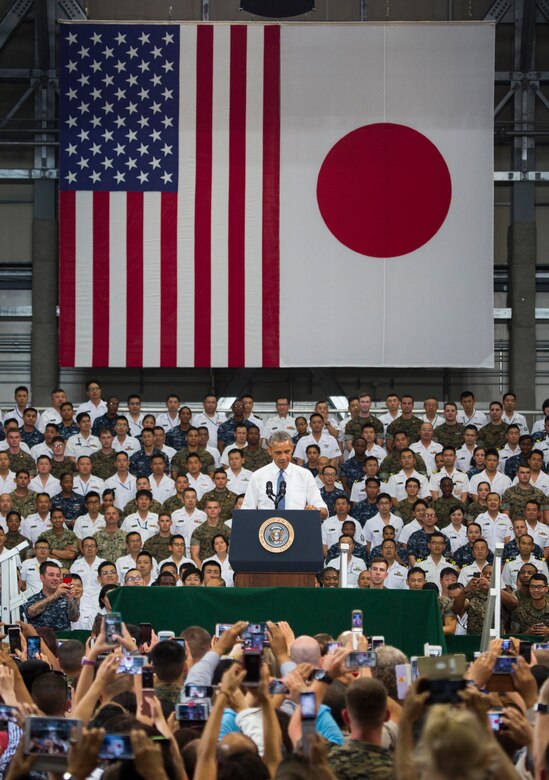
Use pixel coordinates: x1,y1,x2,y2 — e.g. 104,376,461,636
94,529,127,562
191,520,232,560
198,489,237,522
386,415,423,444
477,422,508,450
50,458,76,479
344,415,384,441
433,497,467,529
433,423,466,449
10,490,37,518
379,451,427,481
42,528,78,565
90,451,117,480
143,533,173,563
242,447,271,472
171,447,214,476
501,484,546,521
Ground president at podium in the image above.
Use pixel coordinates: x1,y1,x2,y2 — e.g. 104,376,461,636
241,432,328,519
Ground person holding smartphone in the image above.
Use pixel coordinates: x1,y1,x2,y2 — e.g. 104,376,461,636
23,561,79,631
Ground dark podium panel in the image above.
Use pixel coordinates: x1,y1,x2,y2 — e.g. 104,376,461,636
229,510,322,587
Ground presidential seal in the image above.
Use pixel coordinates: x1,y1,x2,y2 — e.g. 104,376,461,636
258,517,295,553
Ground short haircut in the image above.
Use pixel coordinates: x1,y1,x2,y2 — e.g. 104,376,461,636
345,678,388,728
98,561,116,576
407,566,426,580
149,639,186,683
530,573,548,586
201,559,222,573
39,560,60,575
181,625,211,661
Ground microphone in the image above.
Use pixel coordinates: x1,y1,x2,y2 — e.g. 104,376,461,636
278,481,286,498
266,481,275,504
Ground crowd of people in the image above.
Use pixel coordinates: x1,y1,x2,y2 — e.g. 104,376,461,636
0,383,547,640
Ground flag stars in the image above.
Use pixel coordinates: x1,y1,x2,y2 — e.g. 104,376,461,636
137,171,149,184
126,74,138,87
77,74,90,87
77,128,89,142
125,157,137,170
162,88,173,100
78,101,90,114
138,87,149,100
127,46,139,59
149,157,161,169
114,60,126,73
90,115,102,128
90,171,101,183
161,115,173,128
114,170,125,183
150,101,161,114
77,156,89,169
137,115,149,129
66,115,77,128
66,171,77,184
102,102,114,114
150,129,161,142
138,60,150,73
126,102,138,115
137,143,149,156
114,143,126,156
160,171,173,184
91,32,102,44
78,45,89,58
66,88,77,101
90,60,102,72
161,143,172,156
114,115,126,128
101,129,114,142
115,32,126,45
162,32,174,45
162,60,174,73
138,32,150,45
150,74,162,87
126,129,138,142
66,143,77,156
91,88,102,100
102,74,114,87
151,46,162,59
114,87,126,100
102,157,113,169
90,143,102,155
102,46,114,59
66,32,78,45
66,60,77,73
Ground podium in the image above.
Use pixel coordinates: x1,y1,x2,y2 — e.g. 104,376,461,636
229,509,323,588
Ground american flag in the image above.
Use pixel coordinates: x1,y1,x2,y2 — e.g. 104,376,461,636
59,23,280,368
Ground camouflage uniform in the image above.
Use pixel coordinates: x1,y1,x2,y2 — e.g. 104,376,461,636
466,589,489,635
379,450,427,481
144,532,173,563
393,499,419,525
161,495,185,515
91,414,118,436
50,458,77,480
171,447,214,477
165,427,189,451
121,497,163,520
505,454,528,480
20,428,44,448
407,529,452,561
42,528,78,565
433,423,466,449
386,415,423,444
340,457,368,487
154,682,181,705
129,448,169,477
440,595,455,619
511,597,549,634
350,500,380,527
477,422,508,450
4,531,31,551
328,741,393,780
344,415,384,441
501,484,546,521
503,538,545,560
50,492,86,523
452,543,494,569
24,591,77,631
90,450,117,480
465,501,488,522
94,528,127,562
370,540,409,563
326,540,369,565
59,423,79,440
217,418,254,446
190,520,232,560
198,489,237,522
9,452,36,477
432,497,467,529
242,447,271,472
320,487,349,517
10,490,37,518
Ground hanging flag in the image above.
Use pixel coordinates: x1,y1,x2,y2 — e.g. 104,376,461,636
59,21,494,368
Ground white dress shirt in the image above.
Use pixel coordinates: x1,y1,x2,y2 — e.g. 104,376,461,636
293,433,341,463
112,436,142,457
384,560,408,589
75,400,107,423
241,462,327,513
65,434,101,459
72,514,106,539
327,555,366,587
456,409,488,428
187,473,215,501
149,474,176,504
363,513,403,546
469,470,511,497
170,508,207,552
191,411,227,446
73,475,105,498
70,555,106,595
28,474,61,499
410,441,442,474
387,470,431,502
475,511,514,550
502,555,548,589
225,467,253,495
103,473,137,510
21,514,52,544
37,408,62,433
0,471,16,493
156,412,180,432
429,468,470,499
121,512,159,542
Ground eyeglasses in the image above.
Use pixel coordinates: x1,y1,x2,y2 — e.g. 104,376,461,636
529,584,546,590
125,576,143,582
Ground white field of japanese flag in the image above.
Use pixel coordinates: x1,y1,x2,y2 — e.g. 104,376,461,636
279,22,494,368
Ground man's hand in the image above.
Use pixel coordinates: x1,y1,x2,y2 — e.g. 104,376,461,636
53,581,73,600
130,729,169,780
215,621,248,657
501,706,533,747
219,662,247,697
67,727,105,780
0,665,17,706
267,621,290,663
465,650,497,689
277,620,295,648
401,681,430,724
511,656,538,709
322,647,352,681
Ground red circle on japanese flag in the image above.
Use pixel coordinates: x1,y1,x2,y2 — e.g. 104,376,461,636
316,123,452,258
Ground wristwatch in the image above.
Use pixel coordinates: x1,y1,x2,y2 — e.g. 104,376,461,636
314,671,334,685
534,702,549,714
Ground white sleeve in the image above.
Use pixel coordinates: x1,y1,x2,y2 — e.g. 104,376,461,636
241,476,259,510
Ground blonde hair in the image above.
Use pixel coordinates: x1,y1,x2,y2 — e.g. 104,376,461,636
417,706,491,780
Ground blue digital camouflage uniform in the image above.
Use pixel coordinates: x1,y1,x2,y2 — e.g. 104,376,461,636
326,540,369,565
217,418,254,446
502,539,545,560
19,427,44,448
50,491,86,523
350,499,380,527
340,457,368,487
59,423,79,440
370,540,409,562
320,487,349,516
24,591,77,631
407,529,452,561
129,447,169,477
452,542,494,568
92,414,118,436
165,427,189,450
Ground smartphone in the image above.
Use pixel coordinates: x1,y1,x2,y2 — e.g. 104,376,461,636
351,609,363,632
494,656,518,674
300,691,317,720
174,638,186,650
66,686,73,713
184,684,213,699
471,572,481,578
157,630,175,642
326,641,341,653
501,639,512,653
215,623,234,637
27,636,40,660
142,666,154,689
142,688,155,719
104,613,122,645
24,716,82,757
0,704,17,723
395,663,411,699
63,575,73,585
410,657,419,681
99,734,134,760
423,643,443,657
241,623,269,647
417,655,467,680
344,651,377,669
269,679,290,695
534,642,549,650
418,678,466,704
519,640,532,664
175,702,210,722
369,636,385,650
242,651,262,685
488,708,504,732
8,627,21,655
139,623,152,645
117,655,147,674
